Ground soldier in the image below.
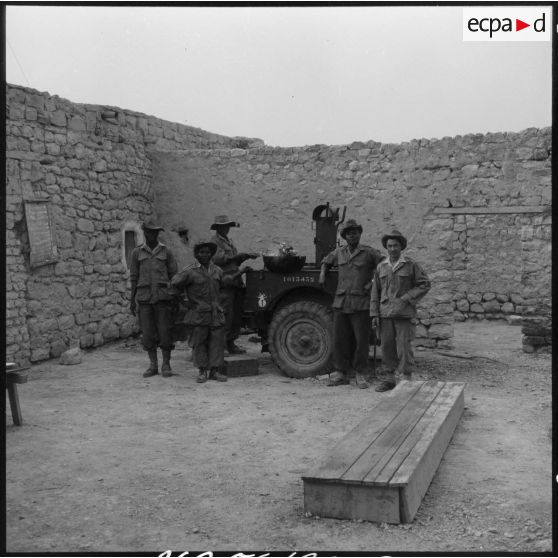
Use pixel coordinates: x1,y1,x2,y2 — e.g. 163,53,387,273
319,219,383,388
370,230,431,392
130,220,178,378
171,240,251,383
210,215,259,355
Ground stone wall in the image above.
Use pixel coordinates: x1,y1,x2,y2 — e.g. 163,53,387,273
6,83,259,365
150,128,551,350
6,83,551,363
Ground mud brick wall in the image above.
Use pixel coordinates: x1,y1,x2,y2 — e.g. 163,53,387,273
6,84,258,365
151,127,551,351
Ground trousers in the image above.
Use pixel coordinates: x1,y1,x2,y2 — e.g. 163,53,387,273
380,318,415,376
332,310,371,375
138,302,174,351
221,286,244,344
191,326,225,369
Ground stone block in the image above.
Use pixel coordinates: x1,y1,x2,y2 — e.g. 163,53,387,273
68,116,86,131
501,302,515,314
415,324,428,338
522,343,535,354
506,315,522,326
428,324,453,340
50,340,67,358
482,300,501,313
31,347,50,362
58,315,75,330
522,336,546,346
93,332,104,347
496,293,509,303
103,324,120,341
51,111,67,127
80,334,95,348
77,218,95,233
456,299,469,312
482,292,496,301
467,293,482,303
470,303,484,313
453,312,466,322
415,338,436,348
119,323,133,338
59,347,83,365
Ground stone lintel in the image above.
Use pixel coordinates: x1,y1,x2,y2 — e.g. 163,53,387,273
433,206,549,215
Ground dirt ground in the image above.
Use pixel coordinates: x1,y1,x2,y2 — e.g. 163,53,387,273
6,321,552,554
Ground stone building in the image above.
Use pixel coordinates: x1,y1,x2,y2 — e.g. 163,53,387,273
5,83,551,365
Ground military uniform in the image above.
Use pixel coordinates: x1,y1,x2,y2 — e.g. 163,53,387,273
211,231,245,347
171,261,227,372
129,234,178,376
322,234,382,382
370,230,431,391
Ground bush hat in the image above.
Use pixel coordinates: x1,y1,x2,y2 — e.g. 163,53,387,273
194,239,218,256
142,219,164,231
340,219,363,239
381,229,407,250
210,215,240,230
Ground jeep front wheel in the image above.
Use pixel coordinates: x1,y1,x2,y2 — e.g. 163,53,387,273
267,301,333,378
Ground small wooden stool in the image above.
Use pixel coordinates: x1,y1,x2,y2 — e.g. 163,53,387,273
6,363,29,426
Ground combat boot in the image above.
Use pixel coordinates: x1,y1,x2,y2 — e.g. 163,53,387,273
355,372,370,389
161,349,172,377
143,350,159,378
208,367,228,382
196,368,208,383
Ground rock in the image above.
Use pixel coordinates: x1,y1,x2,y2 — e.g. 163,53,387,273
501,302,515,314
59,347,83,365
534,539,552,552
428,324,453,340
482,292,496,301
482,300,501,313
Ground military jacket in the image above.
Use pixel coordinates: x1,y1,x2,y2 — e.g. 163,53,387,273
322,244,382,312
129,242,178,304
211,233,243,288
370,256,431,319
171,261,226,327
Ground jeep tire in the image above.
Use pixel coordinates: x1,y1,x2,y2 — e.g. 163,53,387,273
267,300,333,378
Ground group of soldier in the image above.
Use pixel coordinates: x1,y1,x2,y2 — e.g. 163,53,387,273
129,213,430,392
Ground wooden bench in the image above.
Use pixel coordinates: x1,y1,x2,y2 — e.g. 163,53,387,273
6,363,29,426
302,380,465,523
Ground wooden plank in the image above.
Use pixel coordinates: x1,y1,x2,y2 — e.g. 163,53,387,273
343,381,444,483
7,383,23,426
394,384,465,522
373,382,459,486
433,206,547,215
6,372,28,384
304,480,400,523
302,381,424,481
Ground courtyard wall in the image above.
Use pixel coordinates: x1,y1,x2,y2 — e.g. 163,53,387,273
5,83,551,364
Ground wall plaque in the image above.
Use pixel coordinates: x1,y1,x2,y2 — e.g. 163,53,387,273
24,200,58,268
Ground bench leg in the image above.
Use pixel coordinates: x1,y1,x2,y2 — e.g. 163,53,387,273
7,383,23,426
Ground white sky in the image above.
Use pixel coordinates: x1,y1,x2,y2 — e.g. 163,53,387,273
6,5,552,147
